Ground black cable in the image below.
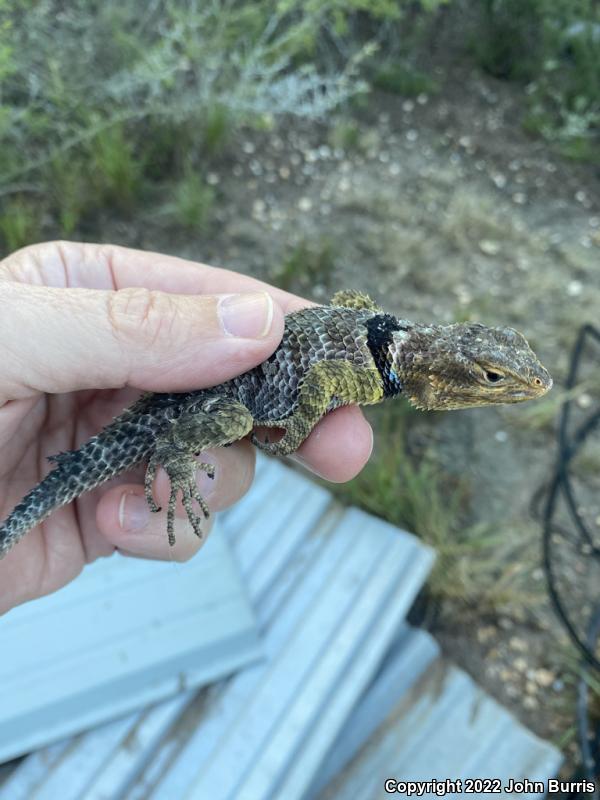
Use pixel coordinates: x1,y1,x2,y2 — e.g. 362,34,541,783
535,323,600,784
577,607,600,794
540,324,600,668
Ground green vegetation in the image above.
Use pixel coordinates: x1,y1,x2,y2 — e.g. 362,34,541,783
332,404,543,613
0,0,377,251
170,173,216,232
274,235,336,292
1,0,599,252
371,62,439,97
0,196,40,252
328,120,362,152
91,124,143,213
472,0,600,158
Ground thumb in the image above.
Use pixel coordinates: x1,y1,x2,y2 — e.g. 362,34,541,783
0,282,284,398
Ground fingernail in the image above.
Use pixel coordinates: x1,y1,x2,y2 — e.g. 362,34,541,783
119,491,150,531
218,292,273,338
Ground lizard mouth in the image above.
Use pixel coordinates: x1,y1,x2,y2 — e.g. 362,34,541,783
510,378,552,401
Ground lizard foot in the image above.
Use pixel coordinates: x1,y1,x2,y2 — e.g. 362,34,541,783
144,450,213,546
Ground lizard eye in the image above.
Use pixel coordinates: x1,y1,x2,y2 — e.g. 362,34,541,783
484,369,504,383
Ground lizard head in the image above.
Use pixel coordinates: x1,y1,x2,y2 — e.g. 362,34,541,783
392,322,552,411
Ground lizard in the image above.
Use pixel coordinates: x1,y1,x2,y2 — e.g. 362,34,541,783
0,289,552,558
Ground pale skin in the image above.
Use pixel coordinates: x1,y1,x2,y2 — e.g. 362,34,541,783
0,241,373,615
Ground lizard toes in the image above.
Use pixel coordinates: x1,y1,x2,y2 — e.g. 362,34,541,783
198,461,216,480
145,492,161,514
182,490,206,539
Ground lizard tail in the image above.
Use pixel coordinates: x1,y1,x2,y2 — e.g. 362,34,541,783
0,424,155,558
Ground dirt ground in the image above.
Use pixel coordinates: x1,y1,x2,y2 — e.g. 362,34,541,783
98,58,600,771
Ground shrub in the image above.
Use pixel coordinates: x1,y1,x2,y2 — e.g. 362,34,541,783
473,0,600,157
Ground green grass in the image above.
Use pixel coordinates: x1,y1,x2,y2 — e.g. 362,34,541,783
328,119,362,152
49,155,88,235
171,173,216,232
0,0,372,247
0,197,40,252
371,62,439,96
91,124,143,213
472,0,600,159
274,236,336,292
2,0,600,252
332,403,544,612
202,105,233,156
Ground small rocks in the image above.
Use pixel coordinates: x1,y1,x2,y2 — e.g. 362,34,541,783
477,625,498,644
509,637,528,652
535,669,556,688
252,198,266,220
514,657,528,673
297,197,313,212
479,239,501,256
453,284,472,305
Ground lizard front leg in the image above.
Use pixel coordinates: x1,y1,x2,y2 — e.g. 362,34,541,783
253,360,383,456
145,397,253,546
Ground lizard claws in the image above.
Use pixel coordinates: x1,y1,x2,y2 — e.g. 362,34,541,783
144,453,212,546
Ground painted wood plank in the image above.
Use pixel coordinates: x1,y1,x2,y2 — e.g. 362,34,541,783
307,625,440,798
185,511,433,800
141,507,357,800
316,657,563,800
0,532,261,764
273,525,435,799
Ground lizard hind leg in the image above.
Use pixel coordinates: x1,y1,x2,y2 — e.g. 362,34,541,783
144,397,253,547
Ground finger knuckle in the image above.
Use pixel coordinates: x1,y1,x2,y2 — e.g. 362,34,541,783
107,287,177,348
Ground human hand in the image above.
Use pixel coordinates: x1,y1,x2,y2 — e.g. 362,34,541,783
0,241,373,614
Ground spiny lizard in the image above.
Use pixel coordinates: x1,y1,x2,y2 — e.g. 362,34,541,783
0,290,552,558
